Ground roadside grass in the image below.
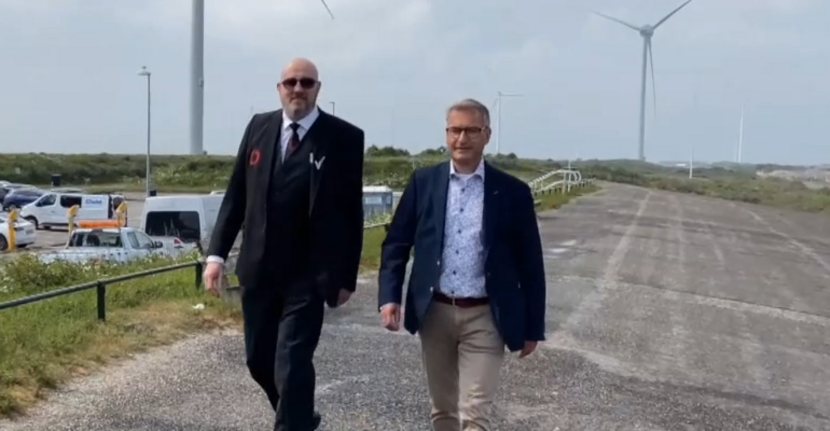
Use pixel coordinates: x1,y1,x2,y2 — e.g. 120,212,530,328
535,184,600,211
0,227,388,418
577,161,830,213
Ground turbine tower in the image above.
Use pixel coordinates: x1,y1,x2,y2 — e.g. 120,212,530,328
595,0,693,161
189,0,335,156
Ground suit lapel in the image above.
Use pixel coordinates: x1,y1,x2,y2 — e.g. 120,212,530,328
258,111,282,198
482,161,499,252
433,161,450,249
306,111,331,215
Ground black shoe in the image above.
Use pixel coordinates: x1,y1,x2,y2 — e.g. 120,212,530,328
312,411,321,429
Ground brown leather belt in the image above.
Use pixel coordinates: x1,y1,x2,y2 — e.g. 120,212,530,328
433,292,489,308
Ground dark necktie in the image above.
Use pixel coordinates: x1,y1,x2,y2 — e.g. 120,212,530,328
285,123,301,159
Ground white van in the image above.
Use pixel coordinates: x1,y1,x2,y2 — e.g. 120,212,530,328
139,194,223,245
20,193,124,230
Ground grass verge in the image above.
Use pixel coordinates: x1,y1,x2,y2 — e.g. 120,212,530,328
535,184,600,211
0,227,388,418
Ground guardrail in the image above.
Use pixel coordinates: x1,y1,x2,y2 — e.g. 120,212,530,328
0,223,391,321
528,168,594,196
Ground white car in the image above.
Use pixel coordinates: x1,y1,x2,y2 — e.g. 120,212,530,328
0,216,36,251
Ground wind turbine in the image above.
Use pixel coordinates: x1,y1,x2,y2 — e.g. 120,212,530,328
594,0,693,162
189,0,335,155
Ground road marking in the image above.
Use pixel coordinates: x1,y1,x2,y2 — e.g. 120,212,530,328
548,189,652,344
625,282,830,326
742,207,830,276
661,195,694,374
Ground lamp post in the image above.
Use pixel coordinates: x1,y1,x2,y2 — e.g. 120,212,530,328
138,66,152,197
329,101,336,115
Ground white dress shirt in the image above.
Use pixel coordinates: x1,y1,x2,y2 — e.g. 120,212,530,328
206,106,321,265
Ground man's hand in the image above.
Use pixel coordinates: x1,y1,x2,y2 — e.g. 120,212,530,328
518,341,538,358
380,303,401,331
337,289,352,307
203,262,224,297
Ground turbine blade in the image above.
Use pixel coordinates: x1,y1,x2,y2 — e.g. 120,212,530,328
653,0,692,29
648,39,657,119
592,11,640,31
320,0,335,19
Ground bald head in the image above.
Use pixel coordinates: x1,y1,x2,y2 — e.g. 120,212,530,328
277,57,322,121
281,57,319,81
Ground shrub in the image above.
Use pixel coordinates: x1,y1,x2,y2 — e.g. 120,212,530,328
0,251,200,298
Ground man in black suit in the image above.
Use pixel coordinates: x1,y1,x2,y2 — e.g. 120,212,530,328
377,98,546,430
203,57,365,431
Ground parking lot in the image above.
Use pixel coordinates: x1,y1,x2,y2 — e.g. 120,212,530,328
2,192,152,252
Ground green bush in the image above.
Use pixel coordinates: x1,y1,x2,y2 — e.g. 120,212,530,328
0,251,200,299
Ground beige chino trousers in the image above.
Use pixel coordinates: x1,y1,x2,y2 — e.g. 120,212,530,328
418,301,505,431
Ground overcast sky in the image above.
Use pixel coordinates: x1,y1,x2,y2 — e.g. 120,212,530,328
1,0,827,165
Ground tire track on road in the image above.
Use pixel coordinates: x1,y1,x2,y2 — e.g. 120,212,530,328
657,194,695,380
548,189,652,347
741,205,830,279
688,198,773,397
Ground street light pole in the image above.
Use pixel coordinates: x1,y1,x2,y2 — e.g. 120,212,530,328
190,0,205,156
138,66,152,197
329,101,336,115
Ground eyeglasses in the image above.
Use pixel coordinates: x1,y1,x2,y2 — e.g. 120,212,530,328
446,126,487,138
280,77,317,90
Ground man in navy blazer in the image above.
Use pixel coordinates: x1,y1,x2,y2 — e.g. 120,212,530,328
377,98,546,430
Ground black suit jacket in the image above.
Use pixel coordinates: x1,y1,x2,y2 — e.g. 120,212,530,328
207,109,365,308
377,161,546,352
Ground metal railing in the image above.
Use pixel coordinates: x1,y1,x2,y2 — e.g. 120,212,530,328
0,223,391,321
528,168,594,196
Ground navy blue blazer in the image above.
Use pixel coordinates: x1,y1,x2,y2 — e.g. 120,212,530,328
377,161,546,352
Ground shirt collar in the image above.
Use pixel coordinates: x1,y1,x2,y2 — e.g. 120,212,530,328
282,106,320,132
449,159,485,180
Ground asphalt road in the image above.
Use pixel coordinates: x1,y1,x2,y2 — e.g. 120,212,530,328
3,183,830,431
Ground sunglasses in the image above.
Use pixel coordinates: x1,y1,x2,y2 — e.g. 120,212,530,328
280,77,318,90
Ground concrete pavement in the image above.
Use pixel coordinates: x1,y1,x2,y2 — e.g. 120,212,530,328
3,183,830,430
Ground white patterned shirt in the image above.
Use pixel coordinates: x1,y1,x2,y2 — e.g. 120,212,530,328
438,160,487,298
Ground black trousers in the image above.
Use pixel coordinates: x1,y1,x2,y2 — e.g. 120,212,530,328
241,275,325,431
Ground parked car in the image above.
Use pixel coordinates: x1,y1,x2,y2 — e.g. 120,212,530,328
0,215,36,251
2,188,44,211
37,225,192,264
0,183,37,203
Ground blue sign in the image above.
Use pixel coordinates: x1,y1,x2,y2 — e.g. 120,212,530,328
84,198,104,205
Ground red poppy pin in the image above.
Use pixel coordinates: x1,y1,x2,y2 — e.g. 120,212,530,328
249,149,261,166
